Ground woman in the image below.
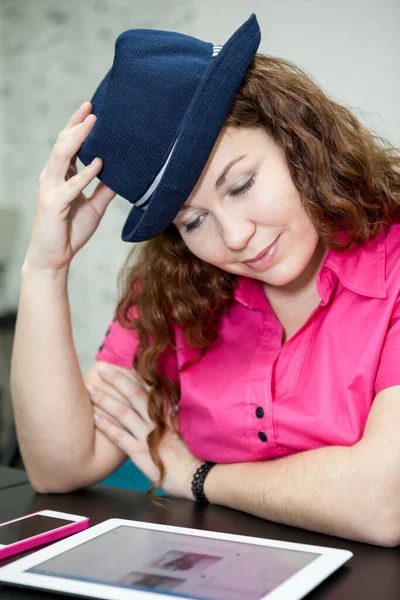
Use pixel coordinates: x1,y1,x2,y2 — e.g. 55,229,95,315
11,14,400,547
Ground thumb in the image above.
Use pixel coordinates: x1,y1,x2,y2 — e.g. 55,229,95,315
89,181,117,216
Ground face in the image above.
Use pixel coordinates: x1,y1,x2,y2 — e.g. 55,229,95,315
173,126,326,293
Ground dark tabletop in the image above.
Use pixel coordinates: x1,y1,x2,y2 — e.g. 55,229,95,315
0,467,29,491
0,476,399,599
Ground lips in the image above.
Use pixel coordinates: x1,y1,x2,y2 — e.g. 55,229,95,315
243,235,280,264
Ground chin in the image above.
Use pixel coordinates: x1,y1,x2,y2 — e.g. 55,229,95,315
259,262,307,288
264,245,322,289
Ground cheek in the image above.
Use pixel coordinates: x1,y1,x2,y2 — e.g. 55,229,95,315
250,192,290,228
182,236,229,267
267,225,320,286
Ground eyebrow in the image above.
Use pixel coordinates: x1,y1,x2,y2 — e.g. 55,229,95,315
214,153,249,191
178,153,249,214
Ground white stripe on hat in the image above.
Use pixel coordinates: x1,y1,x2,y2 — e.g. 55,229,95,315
135,139,178,209
212,44,223,57
134,45,223,211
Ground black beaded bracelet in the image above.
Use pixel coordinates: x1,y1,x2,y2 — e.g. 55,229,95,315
191,461,217,502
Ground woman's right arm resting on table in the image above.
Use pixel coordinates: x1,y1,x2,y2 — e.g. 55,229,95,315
10,263,132,493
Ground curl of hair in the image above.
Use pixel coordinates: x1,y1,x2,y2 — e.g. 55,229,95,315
113,53,400,496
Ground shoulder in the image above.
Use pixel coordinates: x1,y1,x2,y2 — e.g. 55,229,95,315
384,222,400,247
383,223,400,279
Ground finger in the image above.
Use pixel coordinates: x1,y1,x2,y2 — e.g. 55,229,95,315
46,113,97,182
41,153,78,187
93,405,121,428
96,365,152,423
87,380,130,407
121,366,151,394
98,364,149,393
39,164,48,185
43,102,90,185
94,411,135,456
64,101,92,130
68,153,78,171
87,383,127,428
88,180,117,216
65,159,78,182
89,386,152,439
58,158,103,204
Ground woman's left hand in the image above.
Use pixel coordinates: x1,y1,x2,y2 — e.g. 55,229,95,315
88,364,202,499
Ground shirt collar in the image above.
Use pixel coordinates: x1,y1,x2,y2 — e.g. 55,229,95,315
233,275,270,312
319,227,387,304
234,226,388,310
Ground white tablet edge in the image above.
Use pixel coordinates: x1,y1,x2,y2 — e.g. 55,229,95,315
0,518,353,600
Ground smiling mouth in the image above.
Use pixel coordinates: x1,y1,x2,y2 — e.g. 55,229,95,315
242,235,280,264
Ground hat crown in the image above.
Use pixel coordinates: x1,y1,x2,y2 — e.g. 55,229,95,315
84,28,215,204
112,29,212,123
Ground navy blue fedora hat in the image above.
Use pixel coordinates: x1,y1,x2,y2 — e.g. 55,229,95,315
77,13,261,242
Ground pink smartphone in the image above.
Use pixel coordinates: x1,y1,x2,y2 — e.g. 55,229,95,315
0,509,90,560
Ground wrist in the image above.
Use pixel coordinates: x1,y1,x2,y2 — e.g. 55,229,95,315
202,462,221,504
191,461,217,503
21,260,70,282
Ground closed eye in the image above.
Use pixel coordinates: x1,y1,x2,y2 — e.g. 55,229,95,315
229,174,255,197
183,174,256,233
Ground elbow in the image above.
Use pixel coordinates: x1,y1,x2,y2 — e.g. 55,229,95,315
369,524,400,548
374,515,400,548
30,479,82,495
362,498,400,548
351,452,400,547
26,467,84,495
25,452,102,494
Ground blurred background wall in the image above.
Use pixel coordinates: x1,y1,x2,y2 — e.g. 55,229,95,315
0,0,399,376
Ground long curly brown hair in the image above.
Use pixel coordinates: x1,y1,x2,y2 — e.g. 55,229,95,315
113,53,400,495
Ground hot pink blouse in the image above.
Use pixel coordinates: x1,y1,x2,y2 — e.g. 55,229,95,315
96,224,400,463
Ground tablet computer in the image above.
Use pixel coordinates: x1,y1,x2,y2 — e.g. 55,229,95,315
0,518,352,600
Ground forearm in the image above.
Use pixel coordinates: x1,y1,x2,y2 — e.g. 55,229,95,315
11,264,96,490
204,443,394,546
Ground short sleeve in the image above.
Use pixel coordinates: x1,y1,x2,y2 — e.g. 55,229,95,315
95,306,179,384
374,295,400,394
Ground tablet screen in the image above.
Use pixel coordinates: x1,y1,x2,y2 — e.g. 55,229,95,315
27,525,320,600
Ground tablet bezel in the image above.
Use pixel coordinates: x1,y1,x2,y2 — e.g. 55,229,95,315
0,518,353,600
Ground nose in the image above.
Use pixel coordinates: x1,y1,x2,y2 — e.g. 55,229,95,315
219,214,256,252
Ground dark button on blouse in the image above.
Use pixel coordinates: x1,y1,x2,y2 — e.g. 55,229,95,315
255,406,264,419
258,431,268,443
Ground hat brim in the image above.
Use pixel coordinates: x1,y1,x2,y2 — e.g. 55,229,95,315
121,13,261,242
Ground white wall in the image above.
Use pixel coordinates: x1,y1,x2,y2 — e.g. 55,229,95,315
1,0,399,372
